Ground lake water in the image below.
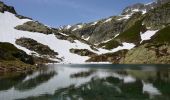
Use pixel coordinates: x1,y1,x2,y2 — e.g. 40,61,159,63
0,64,170,100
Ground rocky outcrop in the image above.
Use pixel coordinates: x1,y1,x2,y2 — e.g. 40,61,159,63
70,49,97,57
143,2,170,30
16,38,58,58
122,0,170,15
15,21,52,34
86,50,128,63
60,16,127,44
121,43,170,64
0,42,38,73
0,42,34,65
88,17,126,43
58,0,170,45
15,14,32,20
0,1,16,14
0,60,38,73
121,26,170,64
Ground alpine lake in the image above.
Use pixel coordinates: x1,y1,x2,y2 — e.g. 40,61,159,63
0,64,170,100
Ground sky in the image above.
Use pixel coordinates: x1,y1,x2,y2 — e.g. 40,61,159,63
2,0,153,27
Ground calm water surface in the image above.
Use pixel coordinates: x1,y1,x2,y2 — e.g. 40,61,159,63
0,64,170,100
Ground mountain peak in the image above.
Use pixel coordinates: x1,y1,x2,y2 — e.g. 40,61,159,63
122,0,170,15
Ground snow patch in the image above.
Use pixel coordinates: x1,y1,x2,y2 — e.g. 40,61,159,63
0,12,136,64
65,25,71,29
140,30,158,43
82,36,90,41
114,34,120,38
0,12,98,64
117,15,131,20
91,21,98,25
72,25,83,31
110,42,135,53
59,32,69,36
103,18,112,23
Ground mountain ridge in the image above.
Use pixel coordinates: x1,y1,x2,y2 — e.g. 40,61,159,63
0,0,170,67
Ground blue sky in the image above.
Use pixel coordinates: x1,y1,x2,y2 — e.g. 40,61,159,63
2,0,153,27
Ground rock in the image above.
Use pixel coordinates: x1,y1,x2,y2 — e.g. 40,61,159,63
0,42,38,73
121,43,170,64
15,21,52,34
86,50,128,63
0,1,17,14
15,38,58,58
67,37,75,43
0,42,34,65
69,49,97,57
15,14,32,20
143,2,170,30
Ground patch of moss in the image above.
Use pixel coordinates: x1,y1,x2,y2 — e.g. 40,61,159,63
0,60,37,73
116,19,143,44
0,42,34,65
150,26,170,44
121,43,170,64
86,50,128,63
98,39,122,50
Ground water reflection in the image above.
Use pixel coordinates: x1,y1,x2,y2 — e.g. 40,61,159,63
0,64,170,100
14,71,56,91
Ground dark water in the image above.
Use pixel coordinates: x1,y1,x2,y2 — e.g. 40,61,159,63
0,64,170,100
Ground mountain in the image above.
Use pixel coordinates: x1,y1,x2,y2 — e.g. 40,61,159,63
0,0,170,70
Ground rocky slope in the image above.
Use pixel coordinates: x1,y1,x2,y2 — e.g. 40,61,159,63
0,0,170,65
59,0,170,44
0,42,38,73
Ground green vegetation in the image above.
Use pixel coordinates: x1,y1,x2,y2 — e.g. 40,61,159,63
116,19,143,44
86,50,128,63
0,60,37,73
98,39,122,50
150,26,170,44
0,42,37,73
121,43,170,64
98,13,144,50
143,2,170,29
153,80,170,96
0,42,34,64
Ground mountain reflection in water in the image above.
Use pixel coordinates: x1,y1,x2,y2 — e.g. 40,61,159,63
0,64,170,100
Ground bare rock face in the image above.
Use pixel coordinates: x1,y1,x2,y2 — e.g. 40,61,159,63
122,0,170,15
143,2,170,30
69,49,97,57
121,43,170,64
157,0,170,5
15,21,53,34
16,38,58,58
59,0,170,44
0,1,17,14
122,3,147,15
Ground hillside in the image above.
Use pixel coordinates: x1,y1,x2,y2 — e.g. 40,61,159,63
0,0,170,67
